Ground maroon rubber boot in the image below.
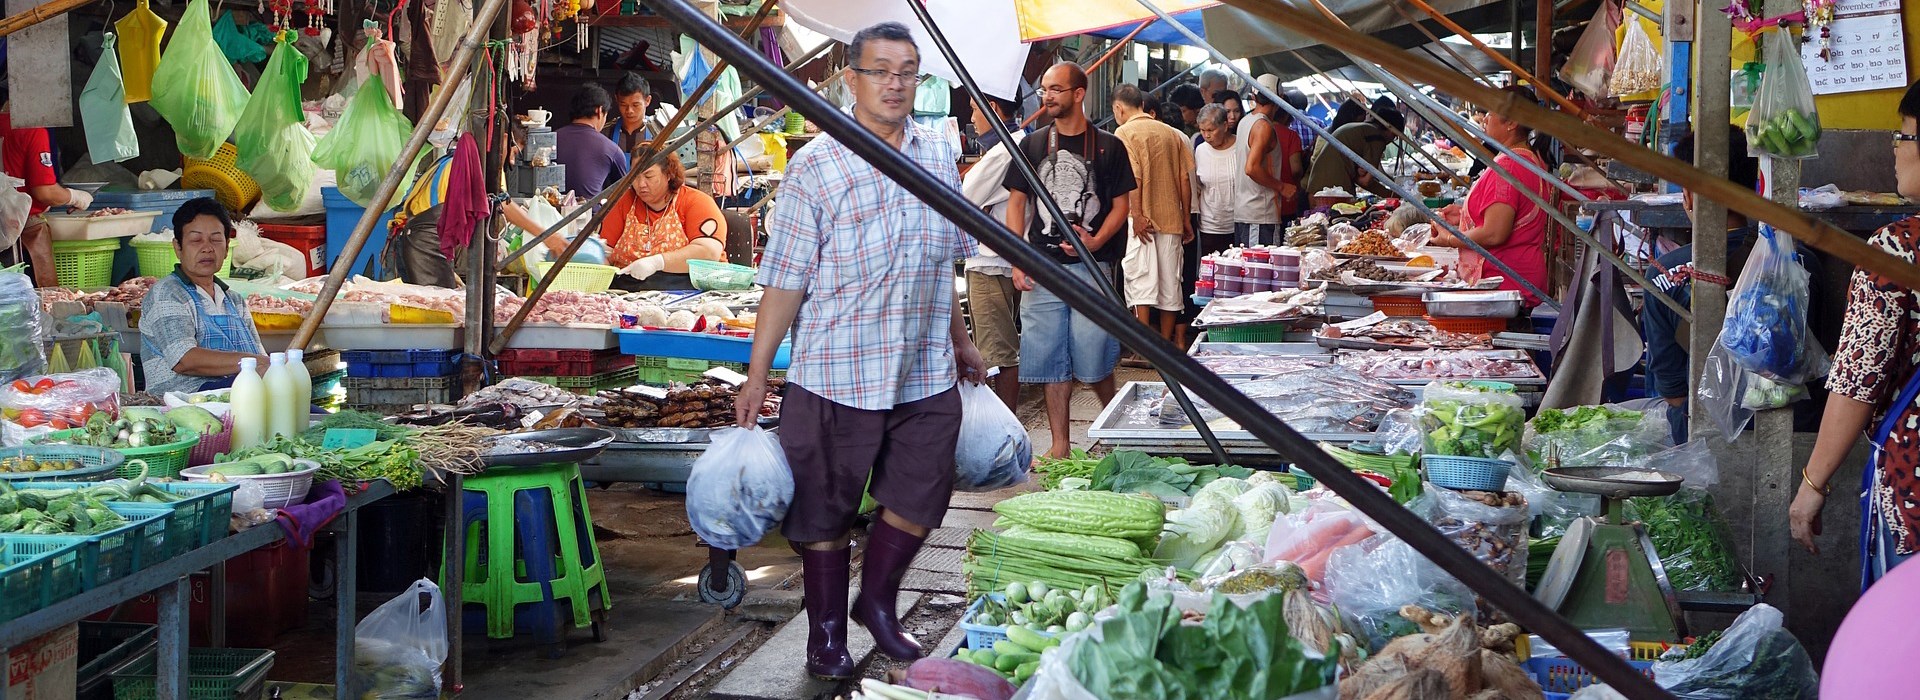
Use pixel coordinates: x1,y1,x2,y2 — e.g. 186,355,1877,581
800,547,856,679
850,520,927,661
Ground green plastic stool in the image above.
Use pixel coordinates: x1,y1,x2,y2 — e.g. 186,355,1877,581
445,462,610,651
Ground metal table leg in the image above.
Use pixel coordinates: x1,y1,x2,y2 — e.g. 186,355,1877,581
443,473,465,693
156,578,191,700
209,560,227,648
335,509,360,698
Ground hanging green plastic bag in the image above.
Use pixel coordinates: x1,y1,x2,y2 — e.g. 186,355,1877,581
233,33,316,213
212,11,270,65
80,33,140,164
311,54,414,209
149,0,251,161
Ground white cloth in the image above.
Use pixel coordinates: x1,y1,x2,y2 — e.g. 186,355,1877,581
961,133,1025,276
1193,140,1238,236
1123,223,1184,312
1232,112,1281,225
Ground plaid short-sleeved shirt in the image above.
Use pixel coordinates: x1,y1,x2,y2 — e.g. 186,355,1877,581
756,122,976,410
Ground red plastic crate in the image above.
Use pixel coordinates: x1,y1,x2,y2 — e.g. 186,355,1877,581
499,352,635,377
256,222,328,278
496,348,610,363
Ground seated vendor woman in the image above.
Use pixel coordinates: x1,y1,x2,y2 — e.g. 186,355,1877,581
601,146,728,291
1429,86,1554,308
138,198,267,394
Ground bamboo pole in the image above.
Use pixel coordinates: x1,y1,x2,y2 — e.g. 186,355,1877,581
0,0,93,38
292,0,513,349
1215,0,1920,291
490,0,775,353
1400,0,1586,116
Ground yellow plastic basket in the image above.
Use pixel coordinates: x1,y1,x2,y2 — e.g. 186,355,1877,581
181,143,262,212
390,303,457,324
130,238,232,277
529,261,617,293
252,311,302,330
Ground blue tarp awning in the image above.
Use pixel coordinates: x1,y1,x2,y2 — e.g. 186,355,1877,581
1086,10,1207,46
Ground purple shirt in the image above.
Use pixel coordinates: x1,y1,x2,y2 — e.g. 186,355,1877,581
553,122,628,198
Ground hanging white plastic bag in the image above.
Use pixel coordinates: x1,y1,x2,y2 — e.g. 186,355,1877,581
1746,35,1822,159
1560,0,1623,98
953,381,1032,492
81,33,140,164
1609,18,1661,96
686,426,793,550
0,176,32,249
1694,342,1755,438
1653,604,1819,699
352,578,449,700
1721,226,1828,384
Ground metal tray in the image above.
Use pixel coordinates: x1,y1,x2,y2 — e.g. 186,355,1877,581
481,427,616,467
1087,381,1374,452
604,426,716,444
1422,290,1523,318
1187,340,1331,356
1329,349,1547,386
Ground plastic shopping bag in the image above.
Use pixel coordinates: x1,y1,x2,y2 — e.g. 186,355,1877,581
1559,0,1622,98
311,67,415,209
1,367,121,446
0,271,45,386
1746,35,1822,159
1421,380,1526,459
953,381,1032,492
233,34,318,213
1653,604,1818,699
0,177,32,249
80,33,140,164
1695,341,1756,438
1325,535,1478,651
148,0,251,161
1722,226,1828,383
352,578,449,700
686,426,793,550
1609,17,1661,96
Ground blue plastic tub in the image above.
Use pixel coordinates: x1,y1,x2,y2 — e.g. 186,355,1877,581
616,328,790,368
322,187,397,279
90,189,217,234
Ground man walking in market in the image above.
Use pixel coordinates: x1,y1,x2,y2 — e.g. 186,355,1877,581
1005,62,1136,459
1111,83,1194,346
733,21,985,680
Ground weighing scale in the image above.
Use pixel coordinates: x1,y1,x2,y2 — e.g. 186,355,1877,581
1533,467,1687,642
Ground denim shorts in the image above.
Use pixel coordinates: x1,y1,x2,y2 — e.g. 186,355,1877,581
1019,261,1121,384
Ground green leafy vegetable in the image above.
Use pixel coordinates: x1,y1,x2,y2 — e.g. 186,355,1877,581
1088,450,1257,500
1421,382,1525,459
1064,582,1337,700
1629,489,1744,592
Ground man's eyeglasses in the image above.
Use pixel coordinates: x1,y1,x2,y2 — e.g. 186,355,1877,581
851,67,924,86
1040,85,1080,95
1895,133,1920,147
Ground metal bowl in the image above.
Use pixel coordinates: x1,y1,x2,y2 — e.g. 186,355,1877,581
1541,467,1684,498
481,427,616,467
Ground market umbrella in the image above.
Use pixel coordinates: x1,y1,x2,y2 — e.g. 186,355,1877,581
1017,0,1218,42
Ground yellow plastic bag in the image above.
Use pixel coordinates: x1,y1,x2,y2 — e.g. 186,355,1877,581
114,0,167,103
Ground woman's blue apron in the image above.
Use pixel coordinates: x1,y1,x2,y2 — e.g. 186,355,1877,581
1858,368,1920,590
177,272,263,390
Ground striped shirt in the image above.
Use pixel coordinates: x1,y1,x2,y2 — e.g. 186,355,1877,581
757,122,975,410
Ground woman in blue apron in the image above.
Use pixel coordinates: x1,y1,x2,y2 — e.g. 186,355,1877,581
1790,80,1920,589
137,198,266,395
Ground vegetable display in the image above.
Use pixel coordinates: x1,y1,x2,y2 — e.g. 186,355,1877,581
1053,582,1339,700
1421,381,1524,459
1320,444,1422,503
1033,449,1099,490
0,456,83,473
0,476,183,535
225,436,424,490
1629,489,1745,592
955,584,1110,685
991,490,1167,542
964,524,1175,600
1085,450,1256,502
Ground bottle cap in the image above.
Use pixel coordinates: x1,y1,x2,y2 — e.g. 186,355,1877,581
240,357,258,371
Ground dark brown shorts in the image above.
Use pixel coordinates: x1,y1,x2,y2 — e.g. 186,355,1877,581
778,384,962,543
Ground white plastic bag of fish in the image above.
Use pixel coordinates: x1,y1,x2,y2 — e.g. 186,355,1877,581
953,381,1032,492
686,426,794,549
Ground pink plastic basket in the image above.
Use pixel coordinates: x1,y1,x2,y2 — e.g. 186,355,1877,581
186,414,236,467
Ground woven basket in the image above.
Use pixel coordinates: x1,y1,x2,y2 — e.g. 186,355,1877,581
181,143,262,211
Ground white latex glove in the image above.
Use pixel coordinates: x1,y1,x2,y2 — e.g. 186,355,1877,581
65,188,93,211
620,255,666,280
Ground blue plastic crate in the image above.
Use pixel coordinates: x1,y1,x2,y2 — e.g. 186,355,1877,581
346,360,457,379
616,328,790,368
413,360,459,377
0,537,83,623
408,349,457,363
1527,656,1655,699
90,188,217,234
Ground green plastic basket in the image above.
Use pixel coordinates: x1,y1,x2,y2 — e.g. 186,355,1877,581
688,259,757,290
1203,322,1290,343
0,444,125,483
530,261,618,292
51,239,122,288
129,238,231,278
32,430,201,479
0,536,82,623
109,647,275,700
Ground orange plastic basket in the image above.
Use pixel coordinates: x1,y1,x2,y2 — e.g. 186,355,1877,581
1425,315,1508,335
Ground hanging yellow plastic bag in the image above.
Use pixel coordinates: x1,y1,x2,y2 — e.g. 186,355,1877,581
233,34,317,213
148,0,251,160
311,51,415,208
80,33,140,164
114,0,167,103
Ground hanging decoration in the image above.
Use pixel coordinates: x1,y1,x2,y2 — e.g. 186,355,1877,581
1803,0,1837,61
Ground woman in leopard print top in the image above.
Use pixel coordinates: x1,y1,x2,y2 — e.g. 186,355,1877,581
1791,80,1920,586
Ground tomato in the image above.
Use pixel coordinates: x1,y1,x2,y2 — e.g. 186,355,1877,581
17,409,46,427
32,378,53,393
9,380,30,393
49,417,70,430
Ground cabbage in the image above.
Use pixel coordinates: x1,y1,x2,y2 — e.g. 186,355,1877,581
1231,483,1293,540
1154,503,1239,569
1246,470,1280,488
1192,477,1248,508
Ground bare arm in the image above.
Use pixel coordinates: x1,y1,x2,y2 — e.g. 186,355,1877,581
734,287,805,426
1244,126,1287,194
1008,190,1034,291
26,185,74,208
1128,188,1151,242
659,237,726,273
1438,203,1518,248
1082,195,1129,254
1791,394,1875,554
173,348,267,378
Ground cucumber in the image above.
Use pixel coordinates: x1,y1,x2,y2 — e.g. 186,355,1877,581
1005,624,1053,654
1014,660,1040,685
993,651,1036,673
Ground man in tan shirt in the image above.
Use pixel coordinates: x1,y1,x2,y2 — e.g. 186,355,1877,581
1111,83,1195,344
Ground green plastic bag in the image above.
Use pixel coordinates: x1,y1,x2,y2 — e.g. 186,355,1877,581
149,0,251,161
212,10,270,65
312,63,414,208
233,33,316,213
80,33,139,164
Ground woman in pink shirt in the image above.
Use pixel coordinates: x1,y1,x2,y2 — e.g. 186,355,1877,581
1431,86,1554,307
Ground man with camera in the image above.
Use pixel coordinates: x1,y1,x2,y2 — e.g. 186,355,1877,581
1004,62,1137,459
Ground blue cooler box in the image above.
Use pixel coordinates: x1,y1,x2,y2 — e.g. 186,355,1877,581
322,187,398,279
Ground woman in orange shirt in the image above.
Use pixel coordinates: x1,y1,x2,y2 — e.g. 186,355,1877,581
604,146,728,290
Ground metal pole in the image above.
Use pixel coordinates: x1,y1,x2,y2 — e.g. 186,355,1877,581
716,73,846,156
1388,0,1495,86
1140,0,1561,311
292,0,513,349
498,39,831,268
640,4,1665,695
901,0,1232,466
491,0,775,353
1401,0,1586,116
1286,50,1459,177
1213,0,1920,290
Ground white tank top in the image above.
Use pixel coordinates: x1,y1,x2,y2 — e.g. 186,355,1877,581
1233,112,1282,225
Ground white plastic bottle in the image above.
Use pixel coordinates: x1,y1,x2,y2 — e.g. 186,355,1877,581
230,357,267,450
264,353,298,439
286,348,314,426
